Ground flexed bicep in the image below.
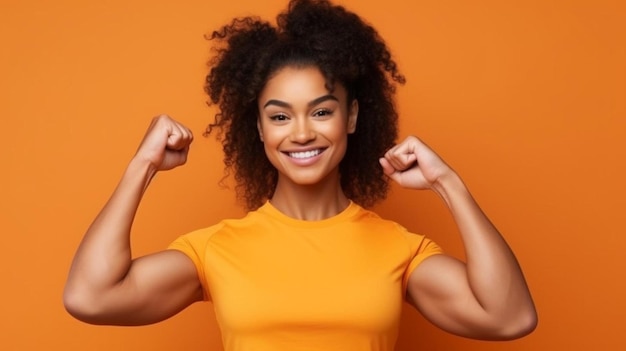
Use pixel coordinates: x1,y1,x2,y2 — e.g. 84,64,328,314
406,254,500,339
65,249,203,325
64,115,200,326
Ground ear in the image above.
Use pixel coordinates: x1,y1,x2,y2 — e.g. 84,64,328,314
347,99,359,134
257,118,264,142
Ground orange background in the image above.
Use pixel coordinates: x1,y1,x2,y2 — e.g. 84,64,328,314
1,0,624,350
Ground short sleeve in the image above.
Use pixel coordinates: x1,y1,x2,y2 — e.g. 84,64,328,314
168,229,213,301
401,232,443,294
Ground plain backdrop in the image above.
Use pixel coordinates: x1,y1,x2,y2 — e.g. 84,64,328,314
1,0,624,350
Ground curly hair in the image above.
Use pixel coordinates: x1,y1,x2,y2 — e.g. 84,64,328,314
205,0,405,210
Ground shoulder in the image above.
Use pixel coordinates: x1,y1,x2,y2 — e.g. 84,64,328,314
351,204,402,228
353,205,442,255
169,209,265,248
352,205,421,238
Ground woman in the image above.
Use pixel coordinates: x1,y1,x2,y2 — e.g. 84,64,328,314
64,0,537,349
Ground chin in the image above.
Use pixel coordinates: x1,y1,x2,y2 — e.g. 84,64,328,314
279,169,337,187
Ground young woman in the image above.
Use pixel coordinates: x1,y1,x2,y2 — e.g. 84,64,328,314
64,0,537,349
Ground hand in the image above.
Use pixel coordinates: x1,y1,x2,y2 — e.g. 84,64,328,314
379,135,453,190
134,115,193,172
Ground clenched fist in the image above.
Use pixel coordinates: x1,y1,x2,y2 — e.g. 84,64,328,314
134,115,193,172
379,136,454,191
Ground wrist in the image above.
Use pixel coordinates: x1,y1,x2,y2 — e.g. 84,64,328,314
431,170,468,206
126,157,158,190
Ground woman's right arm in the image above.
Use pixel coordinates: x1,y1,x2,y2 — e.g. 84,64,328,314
63,115,203,325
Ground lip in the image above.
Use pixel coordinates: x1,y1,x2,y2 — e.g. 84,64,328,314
281,147,327,166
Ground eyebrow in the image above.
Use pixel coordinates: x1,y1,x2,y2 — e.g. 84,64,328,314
262,94,339,109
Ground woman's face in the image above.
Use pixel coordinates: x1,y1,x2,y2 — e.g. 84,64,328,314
257,65,358,186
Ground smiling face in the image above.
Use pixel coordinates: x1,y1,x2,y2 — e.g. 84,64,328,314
257,65,358,188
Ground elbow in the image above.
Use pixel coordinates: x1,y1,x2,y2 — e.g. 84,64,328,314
517,307,539,338
493,307,538,340
63,285,90,322
63,285,106,325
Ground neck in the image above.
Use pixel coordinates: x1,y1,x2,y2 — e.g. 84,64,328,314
270,172,350,221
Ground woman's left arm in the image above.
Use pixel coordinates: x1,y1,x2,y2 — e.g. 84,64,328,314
380,136,537,340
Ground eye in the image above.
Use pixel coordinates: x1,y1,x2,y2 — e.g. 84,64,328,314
269,113,289,121
313,109,333,118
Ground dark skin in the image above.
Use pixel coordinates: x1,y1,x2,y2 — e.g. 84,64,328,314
64,66,537,339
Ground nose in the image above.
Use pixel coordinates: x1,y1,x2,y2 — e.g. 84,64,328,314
289,117,316,143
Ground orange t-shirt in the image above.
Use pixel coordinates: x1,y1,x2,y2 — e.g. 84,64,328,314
169,201,442,351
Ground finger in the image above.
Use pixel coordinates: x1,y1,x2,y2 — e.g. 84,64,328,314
168,122,195,149
397,152,417,170
166,129,187,150
183,125,194,143
175,145,191,166
383,151,403,172
385,149,416,171
379,157,396,176
177,122,194,144
379,157,403,184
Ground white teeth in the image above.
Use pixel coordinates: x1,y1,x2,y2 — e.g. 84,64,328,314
289,149,321,159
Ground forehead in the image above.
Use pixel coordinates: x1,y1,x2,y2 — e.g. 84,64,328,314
258,66,346,106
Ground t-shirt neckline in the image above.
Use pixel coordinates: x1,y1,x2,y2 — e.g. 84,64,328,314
258,200,361,229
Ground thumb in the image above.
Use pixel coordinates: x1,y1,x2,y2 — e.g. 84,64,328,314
166,131,188,151
379,157,400,180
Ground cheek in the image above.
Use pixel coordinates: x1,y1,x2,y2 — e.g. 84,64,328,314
262,142,280,169
323,121,351,143
259,126,284,144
